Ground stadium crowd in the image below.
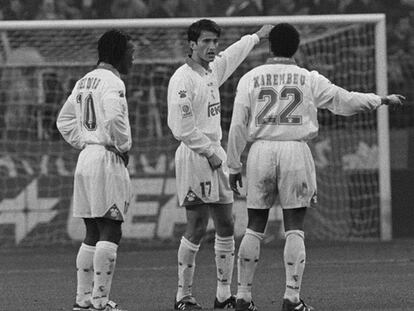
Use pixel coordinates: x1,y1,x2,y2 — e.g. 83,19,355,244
0,0,412,21
0,0,412,98
0,0,412,140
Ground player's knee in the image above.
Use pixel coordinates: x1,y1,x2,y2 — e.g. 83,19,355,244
98,220,122,244
215,217,234,236
247,217,267,233
185,223,207,244
83,219,99,245
102,228,122,244
83,233,99,246
283,207,306,231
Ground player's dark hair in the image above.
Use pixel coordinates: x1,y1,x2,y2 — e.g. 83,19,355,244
187,19,221,42
97,29,131,66
269,23,300,58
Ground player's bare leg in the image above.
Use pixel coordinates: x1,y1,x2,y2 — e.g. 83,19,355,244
281,208,313,311
235,209,269,311
210,203,236,309
91,218,123,311
73,219,99,310
175,205,209,310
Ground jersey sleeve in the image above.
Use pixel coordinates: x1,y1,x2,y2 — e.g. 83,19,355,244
212,34,259,86
56,90,84,150
310,70,381,116
167,73,214,157
102,81,132,153
227,75,251,174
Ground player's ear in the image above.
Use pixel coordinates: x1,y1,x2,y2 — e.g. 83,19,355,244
189,40,197,50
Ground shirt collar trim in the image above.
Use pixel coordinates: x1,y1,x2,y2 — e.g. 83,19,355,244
266,57,297,65
186,56,212,76
97,62,121,78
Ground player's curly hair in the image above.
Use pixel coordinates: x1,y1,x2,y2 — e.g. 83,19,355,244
97,29,131,66
187,19,221,42
269,23,300,58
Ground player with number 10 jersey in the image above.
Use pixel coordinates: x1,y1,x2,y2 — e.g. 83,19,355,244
57,63,132,220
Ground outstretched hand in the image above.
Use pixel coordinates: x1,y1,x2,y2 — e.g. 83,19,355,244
229,173,243,195
382,94,406,107
255,24,274,40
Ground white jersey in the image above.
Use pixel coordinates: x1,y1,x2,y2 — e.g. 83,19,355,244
57,63,132,153
227,57,382,173
167,34,259,157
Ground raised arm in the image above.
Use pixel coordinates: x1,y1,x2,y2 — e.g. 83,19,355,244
56,93,84,150
213,25,273,86
102,83,132,153
311,71,405,115
167,75,214,157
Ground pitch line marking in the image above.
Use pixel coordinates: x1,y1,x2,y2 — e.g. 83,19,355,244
0,257,413,275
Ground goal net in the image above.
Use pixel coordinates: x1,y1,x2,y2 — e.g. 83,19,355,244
0,15,389,248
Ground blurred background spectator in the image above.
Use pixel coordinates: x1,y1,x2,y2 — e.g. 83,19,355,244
0,0,412,130
35,0,82,20
225,0,263,16
110,0,148,19
147,0,179,18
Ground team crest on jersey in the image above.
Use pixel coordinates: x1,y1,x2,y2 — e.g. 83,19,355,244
119,90,125,98
180,103,192,118
183,189,204,205
178,90,187,98
186,190,196,202
104,204,123,221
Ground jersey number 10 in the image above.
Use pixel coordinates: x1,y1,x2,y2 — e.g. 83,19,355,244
255,86,303,126
76,93,97,131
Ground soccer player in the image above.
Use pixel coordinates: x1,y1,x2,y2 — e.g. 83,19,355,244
57,29,135,311
167,19,273,310
227,23,405,311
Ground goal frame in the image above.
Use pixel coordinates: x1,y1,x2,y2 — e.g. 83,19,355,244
0,14,390,240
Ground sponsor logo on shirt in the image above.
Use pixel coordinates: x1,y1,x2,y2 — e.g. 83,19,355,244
208,102,220,117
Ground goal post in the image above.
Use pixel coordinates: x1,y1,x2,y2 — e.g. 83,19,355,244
0,14,391,247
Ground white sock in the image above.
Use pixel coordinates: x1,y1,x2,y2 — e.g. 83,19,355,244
283,230,306,303
176,236,200,302
76,243,96,307
237,229,264,302
92,241,118,309
215,234,235,302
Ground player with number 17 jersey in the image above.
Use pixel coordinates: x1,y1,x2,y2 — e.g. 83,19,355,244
57,63,132,220
168,33,260,206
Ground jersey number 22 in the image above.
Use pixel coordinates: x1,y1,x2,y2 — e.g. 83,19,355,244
255,86,303,126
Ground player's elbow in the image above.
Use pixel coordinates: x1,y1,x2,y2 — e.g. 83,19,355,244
116,139,131,153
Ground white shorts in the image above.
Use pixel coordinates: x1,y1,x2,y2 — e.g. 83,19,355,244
246,140,316,210
73,145,131,220
175,143,233,206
